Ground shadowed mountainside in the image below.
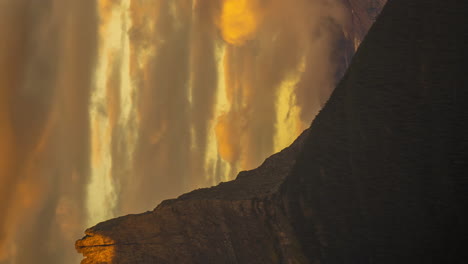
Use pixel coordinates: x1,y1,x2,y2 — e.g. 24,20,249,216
76,0,468,263
283,0,468,263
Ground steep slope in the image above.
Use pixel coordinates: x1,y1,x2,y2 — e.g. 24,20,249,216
284,0,468,263
76,0,468,263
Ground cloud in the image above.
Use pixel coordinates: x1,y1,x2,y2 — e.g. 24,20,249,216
187,1,222,188
120,0,194,214
217,0,264,45
215,112,243,163
117,0,220,214
0,0,98,263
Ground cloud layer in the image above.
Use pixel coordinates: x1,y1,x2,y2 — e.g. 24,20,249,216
0,0,97,263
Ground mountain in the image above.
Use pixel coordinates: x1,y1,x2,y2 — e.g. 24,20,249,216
76,0,468,263
284,0,468,262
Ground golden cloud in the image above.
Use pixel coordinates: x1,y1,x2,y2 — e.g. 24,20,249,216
218,0,263,45
215,112,242,163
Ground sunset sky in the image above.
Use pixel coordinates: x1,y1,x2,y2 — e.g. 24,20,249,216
0,0,384,263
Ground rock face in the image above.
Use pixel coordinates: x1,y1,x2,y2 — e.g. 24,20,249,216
76,0,468,263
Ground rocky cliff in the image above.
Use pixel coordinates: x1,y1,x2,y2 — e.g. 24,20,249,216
76,0,468,263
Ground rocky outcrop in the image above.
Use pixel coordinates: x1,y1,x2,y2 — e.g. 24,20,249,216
77,0,468,263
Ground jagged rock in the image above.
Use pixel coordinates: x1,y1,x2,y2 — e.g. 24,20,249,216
76,0,468,263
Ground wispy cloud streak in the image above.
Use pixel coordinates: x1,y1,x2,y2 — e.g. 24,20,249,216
0,0,98,263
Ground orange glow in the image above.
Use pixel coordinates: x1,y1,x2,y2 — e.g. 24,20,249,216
218,0,262,45
215,113,241,163
77,233,116,263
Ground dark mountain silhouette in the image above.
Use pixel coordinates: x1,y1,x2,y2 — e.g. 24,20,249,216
284,0,468,262
76,0,468,263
